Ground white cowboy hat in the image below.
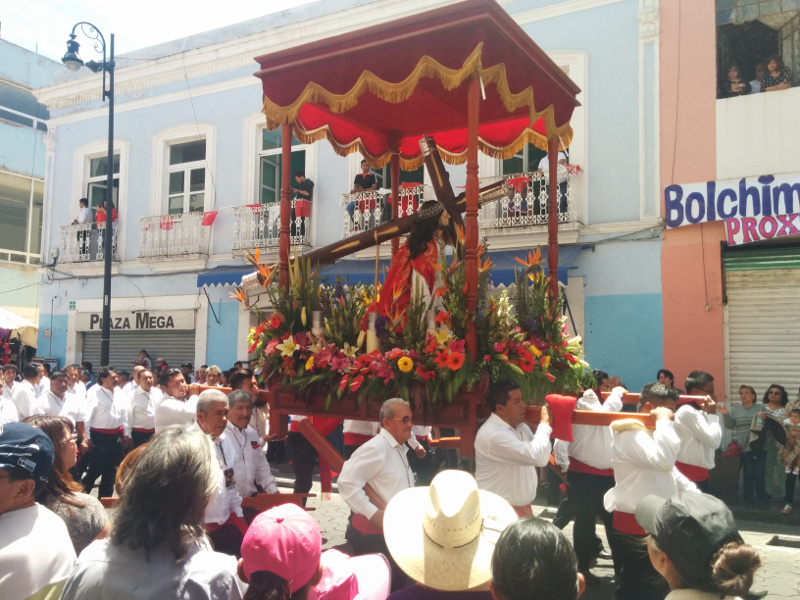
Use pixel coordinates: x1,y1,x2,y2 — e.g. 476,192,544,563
383,469,517,591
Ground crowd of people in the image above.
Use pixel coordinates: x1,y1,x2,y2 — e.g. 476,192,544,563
0,360,773,600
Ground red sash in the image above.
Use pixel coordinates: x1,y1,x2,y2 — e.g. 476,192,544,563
613,510,646,536
132,427,155,434
675,461,709,482
569,457,613,477
91,427,122,435
344,432,373,446
352,513,383,535
206,513,248,536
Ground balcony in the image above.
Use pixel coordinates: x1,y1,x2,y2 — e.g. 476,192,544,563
339,184,429,238
59,222,118,264
231,200,311,253
477,167,578,233
138,213,208,261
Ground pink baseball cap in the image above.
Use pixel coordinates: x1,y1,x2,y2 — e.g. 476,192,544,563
241,503,322,592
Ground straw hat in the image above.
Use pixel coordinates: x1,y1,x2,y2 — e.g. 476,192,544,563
383,470,517,591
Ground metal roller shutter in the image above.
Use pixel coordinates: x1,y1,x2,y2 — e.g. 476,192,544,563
81,330,196,371
724,247,800,402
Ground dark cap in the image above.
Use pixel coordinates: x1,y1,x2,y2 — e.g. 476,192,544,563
635,493,742,589
0,422,55,485
181,362,193,370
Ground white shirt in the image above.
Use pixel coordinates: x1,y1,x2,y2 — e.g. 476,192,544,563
475,412,552,506
343,419,379,437
538,151,568,183
60,538,243,600
339,428,415,519
567,388,623,470
121,380,138,399
1,380,14,400
0,503,77,600
205,431,244,525
604,419,698,515
11,379,43,419
37,390,84,425
76,205,92,225
154,394,199,433
0,397,19,425
83,385,130,438
129,387,160,430
225,422,278,497
34,376,50,397
407,425,432,449
674,404,722,469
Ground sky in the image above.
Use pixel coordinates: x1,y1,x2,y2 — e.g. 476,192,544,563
2,0,317,62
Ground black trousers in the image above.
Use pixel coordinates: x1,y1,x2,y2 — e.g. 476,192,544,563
287,431,317,504
131,430,154,448
568,470,617,572
345,513,408,592
609,529,668,600
82,430,122,499
406,438,442,486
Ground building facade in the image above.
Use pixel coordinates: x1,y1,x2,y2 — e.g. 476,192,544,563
35,0,662,388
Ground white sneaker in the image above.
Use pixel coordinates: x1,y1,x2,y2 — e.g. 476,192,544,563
781,504,792,514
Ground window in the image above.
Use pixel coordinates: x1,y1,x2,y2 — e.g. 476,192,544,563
0,172,43,261
259,129,305,204
87,154,120,212
168,139,206,214
370,163,424,187
501,143,549,175
716,2,799,97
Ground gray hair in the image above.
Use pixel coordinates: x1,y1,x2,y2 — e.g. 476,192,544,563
227,389,253,409
110,426,217,559
379,397,409,423
196,389,228,415
206,365,222,376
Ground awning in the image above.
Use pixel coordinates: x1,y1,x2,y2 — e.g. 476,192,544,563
196,268,253,288
0,306,38,346
488,245,590,286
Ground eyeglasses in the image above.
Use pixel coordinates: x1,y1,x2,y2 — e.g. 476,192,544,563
61,433,79,445
393,416,413,425
769,389,781,395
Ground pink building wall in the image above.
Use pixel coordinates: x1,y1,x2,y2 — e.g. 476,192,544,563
660,1,728,396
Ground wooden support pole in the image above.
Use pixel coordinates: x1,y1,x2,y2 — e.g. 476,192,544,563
279,125,292,291
547,136,560,298
390,131,400,257
464,74,480,362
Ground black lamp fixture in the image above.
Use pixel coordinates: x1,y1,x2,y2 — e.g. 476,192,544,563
62,22,116,368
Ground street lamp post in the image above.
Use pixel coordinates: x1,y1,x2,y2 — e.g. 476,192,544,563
62,23,115,368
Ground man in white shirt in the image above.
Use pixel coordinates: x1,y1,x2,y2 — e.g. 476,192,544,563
603,383,698,600
225,390,278,518
564,386,625,584
204,365,222,387
339,397,415,589
72,197,92,225
121,365,143,399
196,389,246,557
0,422,77,600
675,371,721,493
474,379,552,517
2,364,17,401
11,364,43,419
154,368,200,433
130,369,161,447
0,378,19,424
36,370,84,426
82,367,131,498
34,363,50,397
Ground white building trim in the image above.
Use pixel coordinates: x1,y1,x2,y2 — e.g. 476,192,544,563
514,0,625,24
639,0,660,219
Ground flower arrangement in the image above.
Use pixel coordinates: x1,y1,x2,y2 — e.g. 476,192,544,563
237,242,587,409
0,335,12,365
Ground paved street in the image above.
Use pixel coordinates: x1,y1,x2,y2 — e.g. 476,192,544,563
272,468,800,600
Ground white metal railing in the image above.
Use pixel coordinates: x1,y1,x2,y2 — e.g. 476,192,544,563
59,222,118,264
138,213,208,260
339,184,427,238
477,166,579,231
231,199,311,253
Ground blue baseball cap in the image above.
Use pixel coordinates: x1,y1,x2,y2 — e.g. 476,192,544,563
0,422,54,485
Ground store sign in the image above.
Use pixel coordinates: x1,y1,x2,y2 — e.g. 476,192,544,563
76,310,195,332
664,173,800,228
725,212,800,246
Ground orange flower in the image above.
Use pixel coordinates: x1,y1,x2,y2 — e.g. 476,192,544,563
433,350,449,369
445,352,465,371
230,286,247,306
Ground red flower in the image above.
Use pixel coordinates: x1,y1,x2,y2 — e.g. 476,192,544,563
433,350,449,369
446,352,465,370
416,366,436,381
493,342,504,353
483,355,491,362
350,374,365,392
435,311,450,325
448,339,465,353
0,355,9,365
564,353,578,364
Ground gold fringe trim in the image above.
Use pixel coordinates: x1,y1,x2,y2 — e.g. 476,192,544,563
263,45,486,128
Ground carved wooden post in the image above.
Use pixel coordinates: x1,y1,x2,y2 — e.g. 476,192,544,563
389,130,401,257
465,75,480,362
547,136,559,298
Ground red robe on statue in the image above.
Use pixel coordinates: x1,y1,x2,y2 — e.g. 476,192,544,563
378,239,439,323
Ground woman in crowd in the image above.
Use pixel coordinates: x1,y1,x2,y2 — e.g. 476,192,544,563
490,517,584,600
719,385,768,508
24,414,110,555
635,492,761,600
749,61,766,93
762,384,789,499
60,426,244,600
762,54,792,91
656,369,684,393
138,349,152,371
719,64,751,98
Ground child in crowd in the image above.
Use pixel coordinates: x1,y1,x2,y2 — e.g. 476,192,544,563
779,408,800,514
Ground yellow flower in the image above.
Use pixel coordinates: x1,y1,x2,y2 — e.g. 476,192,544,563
305,356,314,371
434,327,451,345
397,356,414,373
341,343,359,358
528,344,542,358
542,355,551,369
277,336,298,357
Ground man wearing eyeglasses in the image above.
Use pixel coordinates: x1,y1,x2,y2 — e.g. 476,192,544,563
338,397,415,591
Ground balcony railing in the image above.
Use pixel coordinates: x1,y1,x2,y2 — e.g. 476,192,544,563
59,222,118,264
139,213,208,261
339,184,428,238
231,200,311,253
477,167,578,232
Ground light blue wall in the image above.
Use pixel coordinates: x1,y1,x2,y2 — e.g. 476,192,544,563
0,40,61,88
36,314,68,365
205,301,241,369
0,265,40,309
0,125,46,176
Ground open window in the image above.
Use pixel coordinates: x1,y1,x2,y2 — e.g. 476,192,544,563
259,129,306,204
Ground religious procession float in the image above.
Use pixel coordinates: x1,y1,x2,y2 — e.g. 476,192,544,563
233,0,606,458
